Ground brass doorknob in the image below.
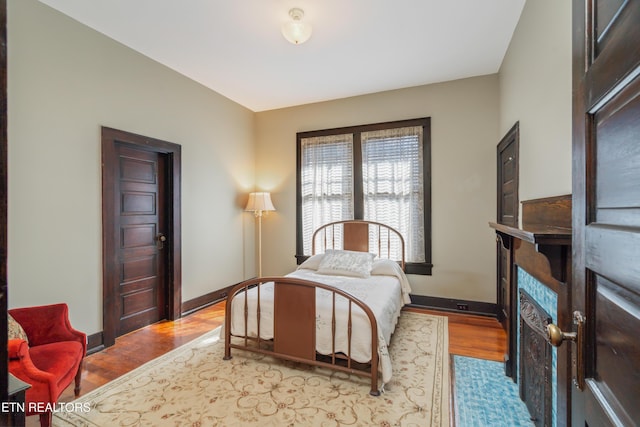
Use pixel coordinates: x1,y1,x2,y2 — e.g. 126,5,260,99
545,311,586,391
546,323,576,347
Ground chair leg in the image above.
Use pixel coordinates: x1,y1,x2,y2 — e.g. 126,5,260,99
74,359,84,397
39,411,52,427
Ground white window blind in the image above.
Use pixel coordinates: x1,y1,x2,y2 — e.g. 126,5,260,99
300,134,354,254
297,117,431,274
362,126,425,263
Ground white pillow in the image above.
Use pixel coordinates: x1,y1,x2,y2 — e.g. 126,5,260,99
370,258,402,276
316,249,375,278
297,253,324,270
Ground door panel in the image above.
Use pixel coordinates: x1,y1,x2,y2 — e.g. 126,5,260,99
499,144,517,225
592,275,639,421
594,76,640,211
121,224,157,249
573,1,640,426
115,145,166,336
497,123,519,227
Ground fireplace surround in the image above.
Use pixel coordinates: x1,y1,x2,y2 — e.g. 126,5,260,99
490,194,571,426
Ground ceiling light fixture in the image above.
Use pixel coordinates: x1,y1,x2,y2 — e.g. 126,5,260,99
281,8,312,45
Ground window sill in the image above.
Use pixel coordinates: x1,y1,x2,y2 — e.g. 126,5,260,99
405,262,433,276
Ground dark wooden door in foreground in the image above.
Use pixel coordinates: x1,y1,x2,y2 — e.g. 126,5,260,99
0,0,8,410
102,127,182,347
572,1,640,425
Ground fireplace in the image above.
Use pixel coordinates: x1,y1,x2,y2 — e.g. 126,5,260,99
519,289,552,427
490,194,571,426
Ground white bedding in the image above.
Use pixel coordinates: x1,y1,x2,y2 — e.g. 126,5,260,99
225,258,412,385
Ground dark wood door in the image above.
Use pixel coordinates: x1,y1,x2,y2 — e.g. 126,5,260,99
102,127,182,347
572,1,640,425
497,122,519,227
496,123,519,368
113,144,167,337
0,0,8,411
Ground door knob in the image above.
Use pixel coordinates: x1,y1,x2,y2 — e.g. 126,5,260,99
546,323,576,346
545,311,585,390
156,233,167,250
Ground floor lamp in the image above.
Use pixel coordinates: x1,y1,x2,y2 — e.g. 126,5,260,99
245,192,276,277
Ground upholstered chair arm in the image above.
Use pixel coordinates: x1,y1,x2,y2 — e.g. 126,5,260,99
9,303,87,354
8,338,28,360
8,339,56,399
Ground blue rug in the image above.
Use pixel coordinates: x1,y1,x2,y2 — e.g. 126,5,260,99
452,355,534,427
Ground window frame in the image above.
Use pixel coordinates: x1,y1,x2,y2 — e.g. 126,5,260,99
295,117,432,275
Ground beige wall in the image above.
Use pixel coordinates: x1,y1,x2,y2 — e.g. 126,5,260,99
499,0,572,218
7,0,256,334
255,76,500,303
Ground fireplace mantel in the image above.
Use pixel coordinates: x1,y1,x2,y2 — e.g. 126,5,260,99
489,221,570,246
490,222,571,285
490,195,572,287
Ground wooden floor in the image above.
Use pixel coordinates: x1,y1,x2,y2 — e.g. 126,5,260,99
412,307,507,362
29,302,505,426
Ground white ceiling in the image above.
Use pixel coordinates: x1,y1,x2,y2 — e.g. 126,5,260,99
38,0,526,112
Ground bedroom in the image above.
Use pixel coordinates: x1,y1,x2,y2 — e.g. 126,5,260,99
5,0,571,340
4,0,629,426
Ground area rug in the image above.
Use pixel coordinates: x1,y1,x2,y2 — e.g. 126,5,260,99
451,355,533,427
54,311,449,427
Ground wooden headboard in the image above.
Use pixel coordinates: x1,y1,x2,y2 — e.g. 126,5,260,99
311,220,405,270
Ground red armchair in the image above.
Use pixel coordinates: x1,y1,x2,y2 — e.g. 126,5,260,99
8,303,86,427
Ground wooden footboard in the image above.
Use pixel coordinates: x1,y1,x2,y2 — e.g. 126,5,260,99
223,276,381,396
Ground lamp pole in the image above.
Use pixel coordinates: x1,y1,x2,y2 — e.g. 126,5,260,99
256,209,264,277
245,192,275,278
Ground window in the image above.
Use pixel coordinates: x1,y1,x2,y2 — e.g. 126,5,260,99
296,118,432,275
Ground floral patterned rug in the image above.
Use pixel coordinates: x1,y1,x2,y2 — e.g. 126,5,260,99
53,311,449,427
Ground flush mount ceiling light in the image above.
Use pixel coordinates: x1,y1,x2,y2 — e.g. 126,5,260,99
281,8,312,45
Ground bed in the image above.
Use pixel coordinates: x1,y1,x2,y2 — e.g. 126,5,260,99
222,220,412,395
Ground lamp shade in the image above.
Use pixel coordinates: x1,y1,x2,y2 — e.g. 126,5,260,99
281,8,312,45
245,192,276,212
